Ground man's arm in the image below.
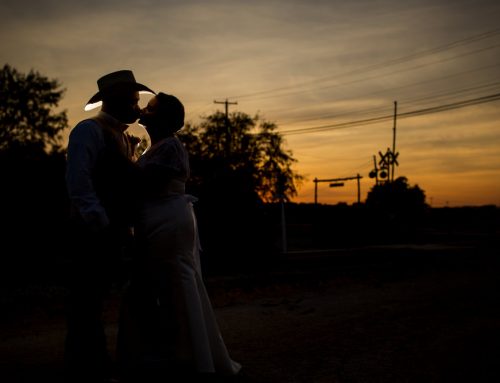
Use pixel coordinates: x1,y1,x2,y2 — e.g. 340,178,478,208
66,120,109,231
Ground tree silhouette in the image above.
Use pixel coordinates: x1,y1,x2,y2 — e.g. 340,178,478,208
0,65,69,283
365,177,428,241
366,176,427,213
177,111,303,264
0,64,68,154
179,110,303,203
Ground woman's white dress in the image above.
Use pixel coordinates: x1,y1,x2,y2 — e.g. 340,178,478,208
133,136,241,375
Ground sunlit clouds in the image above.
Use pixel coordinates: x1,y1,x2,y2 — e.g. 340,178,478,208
1,0,499,206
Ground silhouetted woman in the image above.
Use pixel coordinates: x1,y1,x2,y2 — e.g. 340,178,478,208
118,92,241,380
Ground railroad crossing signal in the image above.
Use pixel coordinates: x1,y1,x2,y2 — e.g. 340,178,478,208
370,148,399,183
370,101,400,184
378,148,399,168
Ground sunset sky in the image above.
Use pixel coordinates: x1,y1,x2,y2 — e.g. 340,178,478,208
1,0,499,206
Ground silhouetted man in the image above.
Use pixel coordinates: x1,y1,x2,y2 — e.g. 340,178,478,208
64,70,154,382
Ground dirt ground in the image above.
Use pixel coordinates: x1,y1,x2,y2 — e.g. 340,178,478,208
1,242,499,383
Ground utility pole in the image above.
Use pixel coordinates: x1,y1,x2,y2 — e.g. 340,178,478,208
214,99,238,155
372,155,379,185
214,99,238,119
391,101,398,182
370,101,400,186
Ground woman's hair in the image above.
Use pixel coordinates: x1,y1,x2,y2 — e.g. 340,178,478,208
156,92,185,131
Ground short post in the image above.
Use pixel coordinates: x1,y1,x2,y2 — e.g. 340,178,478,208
314,177,318,205
280,197,287,254
357,173,361,204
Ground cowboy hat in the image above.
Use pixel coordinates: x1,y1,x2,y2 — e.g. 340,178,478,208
84,70,155,111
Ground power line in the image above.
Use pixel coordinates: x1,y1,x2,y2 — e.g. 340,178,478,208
252,42,500,103
188,29,500,129
188,102,217,117
281,92,500,136
237,52,500,129
228,28,500,101
277,75,500,127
